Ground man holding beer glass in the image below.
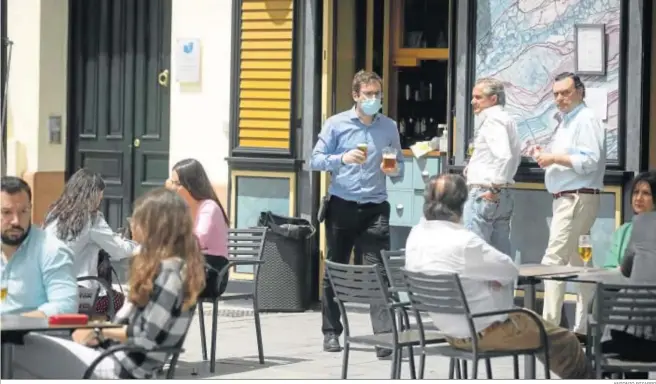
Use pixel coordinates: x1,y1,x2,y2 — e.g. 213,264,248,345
310,70,404,355
534,72,606,334
463,78,522,256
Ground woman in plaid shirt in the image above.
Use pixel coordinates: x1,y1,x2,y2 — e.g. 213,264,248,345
12,188,206,379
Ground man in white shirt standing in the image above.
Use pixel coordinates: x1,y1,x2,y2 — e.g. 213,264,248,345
534,72,606,334
463,78,522,255
405,174,592,379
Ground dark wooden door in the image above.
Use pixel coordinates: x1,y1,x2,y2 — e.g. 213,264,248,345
67,0,172,230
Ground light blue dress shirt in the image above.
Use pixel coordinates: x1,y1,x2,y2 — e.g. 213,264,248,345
0,226,78,316
310,107,405,204
544,103,606,194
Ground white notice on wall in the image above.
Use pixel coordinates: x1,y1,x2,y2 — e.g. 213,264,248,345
576,27,605,73
585,87,608,121
175,38,201,83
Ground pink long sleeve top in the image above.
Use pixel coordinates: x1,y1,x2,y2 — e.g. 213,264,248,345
194,199,229,257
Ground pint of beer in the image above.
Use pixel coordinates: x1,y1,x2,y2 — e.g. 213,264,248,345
467,139,476,157
357,143,368,159
578,234,592,270
382,147,398,171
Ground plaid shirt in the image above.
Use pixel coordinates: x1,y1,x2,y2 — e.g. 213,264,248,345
108,258,193,379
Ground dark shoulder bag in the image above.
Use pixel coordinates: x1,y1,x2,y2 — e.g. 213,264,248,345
97,249,114,285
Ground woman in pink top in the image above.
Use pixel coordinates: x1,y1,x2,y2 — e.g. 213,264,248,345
167,158,230,297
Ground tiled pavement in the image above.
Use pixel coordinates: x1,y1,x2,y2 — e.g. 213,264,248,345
173,302,554,380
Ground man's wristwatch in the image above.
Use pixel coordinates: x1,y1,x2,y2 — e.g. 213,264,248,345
93,327,105,344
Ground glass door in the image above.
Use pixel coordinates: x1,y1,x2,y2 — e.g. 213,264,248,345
319,0,383,292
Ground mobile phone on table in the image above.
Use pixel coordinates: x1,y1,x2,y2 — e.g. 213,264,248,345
48,313,89,326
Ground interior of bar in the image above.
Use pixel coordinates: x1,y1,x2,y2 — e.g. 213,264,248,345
325,0,456,250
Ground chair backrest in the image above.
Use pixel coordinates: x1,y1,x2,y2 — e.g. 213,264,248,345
164,303,198,379
78,287,100,314
324,260,390,306
227,227,267,260
402,269,479,339
77,275,115,318
381,249,406,290
401,268,474,316
596,283,656,329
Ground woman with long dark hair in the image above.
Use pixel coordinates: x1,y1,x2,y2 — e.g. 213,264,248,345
600,170,656,379
166,158,230,297
44,168,136,314
13,188,206,379
603,170,656,268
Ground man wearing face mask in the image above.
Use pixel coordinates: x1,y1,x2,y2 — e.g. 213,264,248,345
311,70,404,356
1,176,78,318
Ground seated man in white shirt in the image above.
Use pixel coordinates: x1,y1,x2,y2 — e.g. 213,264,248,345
405,174,592,379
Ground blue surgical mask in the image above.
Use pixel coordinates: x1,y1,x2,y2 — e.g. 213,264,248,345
360,97,382,116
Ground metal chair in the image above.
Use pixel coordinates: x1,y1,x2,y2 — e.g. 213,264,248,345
77,276,116,319
380,249,407,297
380,249,418,378
197,227,267,373
325,260,445,379
82,304,196,379
380,249,411,314
83,344,184,379
381,249,481,379
402,269,551,379
587,283,656,378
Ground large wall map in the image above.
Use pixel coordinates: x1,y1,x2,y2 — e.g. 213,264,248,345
475,0,620,160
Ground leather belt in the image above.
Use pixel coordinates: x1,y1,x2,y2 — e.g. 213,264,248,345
450,318,513,343
468,184,509,194
552,188,600,199
468,183,509,189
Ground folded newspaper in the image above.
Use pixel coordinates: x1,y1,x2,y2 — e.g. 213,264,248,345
410,138,439,158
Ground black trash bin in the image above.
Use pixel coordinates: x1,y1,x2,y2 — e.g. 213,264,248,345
256,211,316,312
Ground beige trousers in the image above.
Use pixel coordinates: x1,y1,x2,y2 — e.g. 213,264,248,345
447,311,593,379
541,193,600,333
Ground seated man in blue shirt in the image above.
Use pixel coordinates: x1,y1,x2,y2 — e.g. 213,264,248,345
1,176,78,317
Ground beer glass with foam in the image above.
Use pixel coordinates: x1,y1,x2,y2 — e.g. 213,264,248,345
0,280,7,303
382,147,398,172
357,143,368,160
578,234,592,271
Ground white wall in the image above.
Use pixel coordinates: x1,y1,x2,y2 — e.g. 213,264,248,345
6,0,232,190
169,0,233,196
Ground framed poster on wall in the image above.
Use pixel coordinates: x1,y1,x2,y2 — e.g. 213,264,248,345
574,24,607,76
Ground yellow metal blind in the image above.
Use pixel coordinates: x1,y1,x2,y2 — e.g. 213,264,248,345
238,0,294,149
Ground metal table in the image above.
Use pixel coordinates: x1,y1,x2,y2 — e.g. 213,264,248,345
517,264,606,378
1,314,121,379
544,268,634,285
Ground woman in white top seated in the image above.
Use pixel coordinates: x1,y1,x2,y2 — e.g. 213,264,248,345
44,168,137,315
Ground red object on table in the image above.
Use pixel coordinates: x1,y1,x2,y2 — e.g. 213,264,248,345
48,313,89,326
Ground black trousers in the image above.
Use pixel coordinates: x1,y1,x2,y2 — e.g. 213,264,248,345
321,196,393,336
200,254,230,299
601,330,656,379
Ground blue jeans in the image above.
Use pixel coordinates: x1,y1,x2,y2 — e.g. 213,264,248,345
463,187,514,256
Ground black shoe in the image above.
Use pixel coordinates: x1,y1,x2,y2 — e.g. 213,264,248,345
323,334,341,352
376,347,393,359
